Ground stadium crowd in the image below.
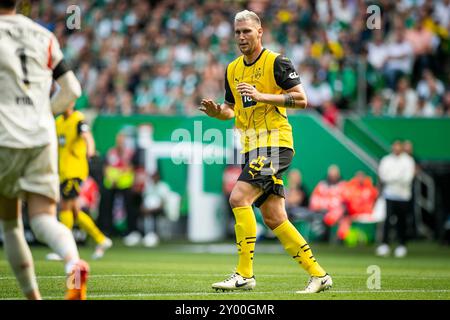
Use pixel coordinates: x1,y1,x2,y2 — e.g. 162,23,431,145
23,0,449,120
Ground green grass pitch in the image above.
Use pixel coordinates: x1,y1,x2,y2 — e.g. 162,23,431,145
1,241,449,300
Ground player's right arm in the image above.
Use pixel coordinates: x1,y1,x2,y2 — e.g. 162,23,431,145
198,68,235,120
48,34,81,115
199,100,235,120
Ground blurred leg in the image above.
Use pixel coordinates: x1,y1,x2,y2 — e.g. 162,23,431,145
98,187,114,236
0,196,40,300
27,193,79,273
395,201,409,246
382,199,394,244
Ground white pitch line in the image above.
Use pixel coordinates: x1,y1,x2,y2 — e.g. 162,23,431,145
3,289,450,300
1,273,450,281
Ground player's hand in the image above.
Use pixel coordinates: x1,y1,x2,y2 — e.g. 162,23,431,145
199,99,221,118
237,83,262,102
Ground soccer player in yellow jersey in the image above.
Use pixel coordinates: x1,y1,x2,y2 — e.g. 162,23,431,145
199,10,332,293
52,107,112,260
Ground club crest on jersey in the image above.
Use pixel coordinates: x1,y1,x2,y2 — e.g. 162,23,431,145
253,68,262,80
58,135,66,147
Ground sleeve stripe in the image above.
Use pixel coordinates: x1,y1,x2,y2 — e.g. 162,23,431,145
47,37,53,69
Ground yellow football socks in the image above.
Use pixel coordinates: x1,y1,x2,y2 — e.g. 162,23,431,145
76,211,106,245
59,210,106,245
233,206,257,278
273,220,326,277
59,210,74,229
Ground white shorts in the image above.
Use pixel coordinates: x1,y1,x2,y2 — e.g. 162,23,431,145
0,142,59,201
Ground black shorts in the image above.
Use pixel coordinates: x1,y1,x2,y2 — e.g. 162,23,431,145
60,178,83,200
238,147,294,207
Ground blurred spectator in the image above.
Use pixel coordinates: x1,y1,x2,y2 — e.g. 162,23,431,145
309,165,346,240
384,25,414,90
78,176,100,217
343,171,379,217
417,69,445,113
321,100,340,127
304,71,333,110
97,132,139,242
367,93,388,116
340,171,379,238
23,0,448,119
366,30,389,96
416,95,437,117
285,169,309,217
405,16,437,84
286,168,327,241
367,30,388,73
376,140,415,258
140,171,180,247
387,77,418,116
441,91,450,116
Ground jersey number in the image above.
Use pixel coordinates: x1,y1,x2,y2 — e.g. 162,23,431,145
16,48,30,86
242,95,257,108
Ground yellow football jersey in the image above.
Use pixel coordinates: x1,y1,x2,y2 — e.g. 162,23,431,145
225,48,301,153
55,111,89,181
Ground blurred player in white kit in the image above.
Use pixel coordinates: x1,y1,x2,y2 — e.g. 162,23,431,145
0,0,89,300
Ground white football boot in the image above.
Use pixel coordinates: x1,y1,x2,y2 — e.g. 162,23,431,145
296,274,333,294
46,252,63,261
375,243,391,257
394,245,407,258
92,237,113,260
212,273,256,291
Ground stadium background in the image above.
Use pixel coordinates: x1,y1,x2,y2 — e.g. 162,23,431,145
1,0,450,300
6,0,450,244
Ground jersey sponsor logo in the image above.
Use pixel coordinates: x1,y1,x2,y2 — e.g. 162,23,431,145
289,72,299,79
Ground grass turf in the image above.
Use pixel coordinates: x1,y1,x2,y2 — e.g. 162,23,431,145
1,241,449,300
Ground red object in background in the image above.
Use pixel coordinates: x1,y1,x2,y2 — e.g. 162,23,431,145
342,176,379,216
309,181,345,212
79,176,99,211
309,181,346,226
133,167,147,193
223,165,242,195
322,101,340,127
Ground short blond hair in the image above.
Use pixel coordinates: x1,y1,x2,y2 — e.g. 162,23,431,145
234,10,261,27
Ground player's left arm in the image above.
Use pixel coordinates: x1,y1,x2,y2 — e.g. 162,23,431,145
78,121,96,158
236,55,307,109
237,83,307,109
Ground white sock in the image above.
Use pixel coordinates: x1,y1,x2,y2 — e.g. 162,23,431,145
29,214,79,273
0,218,39,295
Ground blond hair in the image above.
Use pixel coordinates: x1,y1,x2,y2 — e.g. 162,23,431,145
234,10,261,27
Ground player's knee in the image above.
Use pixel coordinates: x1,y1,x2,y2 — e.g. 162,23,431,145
229,192,251,208
263,215,284,230
261,204,288,230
